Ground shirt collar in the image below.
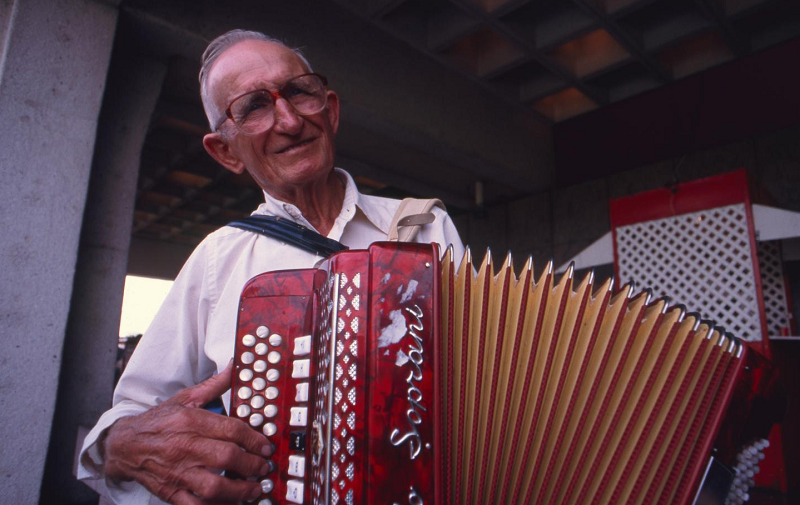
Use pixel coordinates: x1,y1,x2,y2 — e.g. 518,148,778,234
251,168,391,235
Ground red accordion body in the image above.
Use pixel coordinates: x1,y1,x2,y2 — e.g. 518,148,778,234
229,242,778,505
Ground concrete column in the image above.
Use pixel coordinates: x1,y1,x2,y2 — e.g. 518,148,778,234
39,51,168,504
0,0,118,503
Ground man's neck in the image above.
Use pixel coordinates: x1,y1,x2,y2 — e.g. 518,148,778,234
266,170,346,237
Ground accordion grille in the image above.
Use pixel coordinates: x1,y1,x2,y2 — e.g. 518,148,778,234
439,247,741,505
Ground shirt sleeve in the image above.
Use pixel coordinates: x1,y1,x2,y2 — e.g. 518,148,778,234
77,238,219,504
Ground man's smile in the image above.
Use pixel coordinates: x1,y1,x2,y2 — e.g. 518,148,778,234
275,137,315,154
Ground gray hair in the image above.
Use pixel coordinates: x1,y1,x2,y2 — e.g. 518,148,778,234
199,29,313,131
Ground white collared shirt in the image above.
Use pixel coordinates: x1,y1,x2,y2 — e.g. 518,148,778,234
78,169,464,504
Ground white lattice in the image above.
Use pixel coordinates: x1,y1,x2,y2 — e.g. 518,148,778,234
615,203,763,341
311,273,335,505
757,240,792,336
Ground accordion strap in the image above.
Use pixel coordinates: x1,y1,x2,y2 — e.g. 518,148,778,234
387,198,445,243
227,215,347,257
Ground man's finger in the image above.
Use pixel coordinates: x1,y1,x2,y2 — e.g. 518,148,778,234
169,489,205,505
186,411,274,458
182,467,263,503
170,361,234,409
195,439,273,478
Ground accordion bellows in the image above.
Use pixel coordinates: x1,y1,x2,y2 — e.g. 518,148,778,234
229,243,774,505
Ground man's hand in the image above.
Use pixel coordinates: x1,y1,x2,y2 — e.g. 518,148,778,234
103,362,272,505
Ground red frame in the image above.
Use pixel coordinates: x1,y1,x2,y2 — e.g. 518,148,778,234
609,169,771,356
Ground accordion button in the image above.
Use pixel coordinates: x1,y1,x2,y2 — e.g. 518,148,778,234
263,422,277,437
252,378,266,391
289,407,308,427
239,369,254,382
289,432,306,451
258,500,272,505
269,334,282,347
241,352,255,365
256,326,269,338
251,395,265,409
266,369,280,382
254,360,267,373
292,360,310,378
260,479,274,493
237,387,252,400
236,404,251,418
265,387,279,400
288,455,305,477
267,351,281,364
255,343,268,356
242,334,256,347
293,336,311,356
264,404,278,418
286,479,304,504
295,383,309,402
249,413,264,427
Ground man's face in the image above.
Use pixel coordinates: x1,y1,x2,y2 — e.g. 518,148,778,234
205,39,339,197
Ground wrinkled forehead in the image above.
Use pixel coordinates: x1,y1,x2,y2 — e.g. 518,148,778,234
207,39,310,106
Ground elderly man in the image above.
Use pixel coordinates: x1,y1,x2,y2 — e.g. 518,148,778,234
78,30,464,505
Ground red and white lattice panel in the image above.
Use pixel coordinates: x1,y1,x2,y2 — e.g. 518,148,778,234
610,170,771,355
756,240,793,336
615,203,763,341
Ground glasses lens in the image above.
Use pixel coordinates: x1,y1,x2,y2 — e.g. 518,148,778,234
231,90,274,133
228,75,327,135
281,75,326,115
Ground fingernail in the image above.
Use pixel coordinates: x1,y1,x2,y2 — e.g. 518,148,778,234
261,443,274,457
249,486,262,500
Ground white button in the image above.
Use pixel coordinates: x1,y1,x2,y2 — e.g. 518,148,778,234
256,326,269,338
242,334,256,347
267,351,281,364
255,343,269,356
286,480,304,504
293,335,312,356
265,404,278,418
292,359,310,378
289,407,308,426
239,369,254,382
266,387,279,400
288,455,305,477
254,360,267,373
241,352,255,365
269,333,282,347
295,383,309,402
249,413,264,427
251,395,265,409
258,499,272,505
263,422,277,436
252,377,266,391
260,479,274,493
236,404,251,418
237,387,252,400
266,369,280,382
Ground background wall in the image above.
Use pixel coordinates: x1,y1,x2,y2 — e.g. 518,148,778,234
454,123,800,268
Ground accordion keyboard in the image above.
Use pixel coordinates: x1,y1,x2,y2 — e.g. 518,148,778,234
230,269,320,505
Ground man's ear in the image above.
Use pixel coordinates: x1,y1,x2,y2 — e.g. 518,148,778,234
202,132,245,174
326,90,340,135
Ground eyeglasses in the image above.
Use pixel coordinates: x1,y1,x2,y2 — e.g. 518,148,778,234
216,73,328,134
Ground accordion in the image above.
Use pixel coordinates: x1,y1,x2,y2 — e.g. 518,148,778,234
229,242,778,505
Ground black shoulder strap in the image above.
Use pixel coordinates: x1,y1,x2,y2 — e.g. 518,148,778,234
227,215,347,258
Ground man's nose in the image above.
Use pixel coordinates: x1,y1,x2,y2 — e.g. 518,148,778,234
272,97,303,134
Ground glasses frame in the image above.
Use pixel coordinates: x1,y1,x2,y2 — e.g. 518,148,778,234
215,72,329,133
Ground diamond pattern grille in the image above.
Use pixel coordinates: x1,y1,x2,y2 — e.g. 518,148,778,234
313,270,363,505
757,240,792,336
615,203,763,341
